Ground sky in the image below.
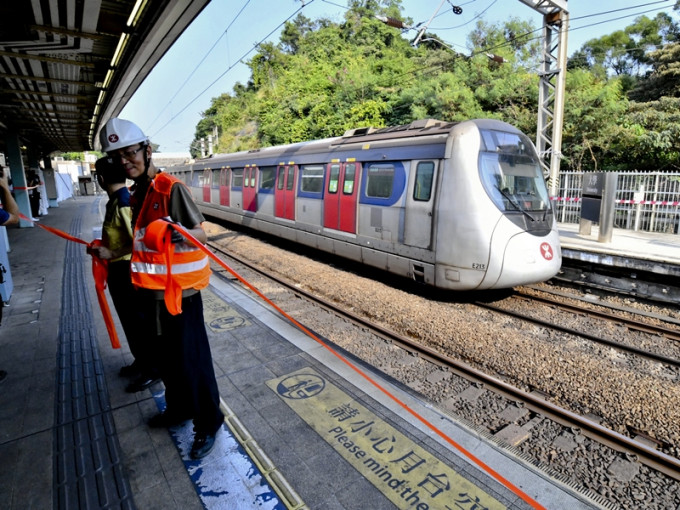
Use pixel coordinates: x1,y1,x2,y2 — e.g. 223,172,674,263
119,0,678,153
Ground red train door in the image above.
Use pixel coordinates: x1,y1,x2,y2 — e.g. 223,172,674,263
324,161,359,233
243,165,257,212
275,164,296,220
202,169,211,202
219,167,230,206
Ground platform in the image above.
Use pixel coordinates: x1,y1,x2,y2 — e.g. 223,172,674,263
0,196,625,509
558,222,680,276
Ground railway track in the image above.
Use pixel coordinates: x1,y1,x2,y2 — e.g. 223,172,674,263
206,238,680,487
478,290,680,367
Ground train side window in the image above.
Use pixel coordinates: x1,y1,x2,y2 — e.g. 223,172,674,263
211,169,220,187
366,164,394,198
343,164,356,195
232,169,243,188
327,164,340,194
301,165,324,193
277,166,286,190
413,161,434,201
191,171,201,187
259,166,275,190
220,168,230,186
286,166,295,191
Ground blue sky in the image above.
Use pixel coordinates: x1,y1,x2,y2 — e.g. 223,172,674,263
120,0,678,153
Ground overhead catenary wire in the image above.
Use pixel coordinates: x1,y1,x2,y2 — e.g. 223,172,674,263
148,0,317,141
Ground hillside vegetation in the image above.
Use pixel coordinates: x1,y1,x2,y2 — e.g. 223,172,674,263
192,0,680,171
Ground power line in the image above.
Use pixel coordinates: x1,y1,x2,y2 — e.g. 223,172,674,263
146,0,253,133
149,0,316,141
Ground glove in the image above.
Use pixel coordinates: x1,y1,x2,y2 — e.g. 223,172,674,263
162,217,185,243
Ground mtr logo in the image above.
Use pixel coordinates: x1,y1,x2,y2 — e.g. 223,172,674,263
540,242,554,260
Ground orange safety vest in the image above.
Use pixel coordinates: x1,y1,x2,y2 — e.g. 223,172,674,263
130,172,210,313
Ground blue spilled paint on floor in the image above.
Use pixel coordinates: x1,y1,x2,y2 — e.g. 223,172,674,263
152,391,284,509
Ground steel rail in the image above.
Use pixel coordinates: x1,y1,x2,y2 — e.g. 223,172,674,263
206,239,680,482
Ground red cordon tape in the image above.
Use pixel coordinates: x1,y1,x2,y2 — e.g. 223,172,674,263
143,218,183,315
18,212,545,508
18,213,121,349
167,221,547,510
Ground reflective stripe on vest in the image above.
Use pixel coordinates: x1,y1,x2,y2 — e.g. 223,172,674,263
130,172,211,291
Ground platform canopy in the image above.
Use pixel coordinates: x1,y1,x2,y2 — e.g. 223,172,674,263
0,0,210,155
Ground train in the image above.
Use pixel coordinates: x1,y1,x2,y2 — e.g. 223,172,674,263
164,118,562,290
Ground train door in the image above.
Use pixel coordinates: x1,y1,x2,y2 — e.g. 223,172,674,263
219,167,230,206
243,164,257,212
404,160,438,249
275,164,296,220
202,169,211,202
324,161,359,233
210,168,221,204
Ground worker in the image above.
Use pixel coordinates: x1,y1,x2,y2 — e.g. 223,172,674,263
0,166,20,226
88,157,160,392
99,118,223,460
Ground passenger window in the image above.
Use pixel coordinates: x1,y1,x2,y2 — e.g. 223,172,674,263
327,164,340,194
277,166,285,190
191,172,201,187
414,162,434,201
343,164,356,195
220,168,230,186
301,165,324,193
232,169,243,187
286,166,295,191
259,167,275,190
366,164,394,198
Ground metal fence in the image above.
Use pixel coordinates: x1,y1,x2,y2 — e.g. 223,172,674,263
552,171,680,234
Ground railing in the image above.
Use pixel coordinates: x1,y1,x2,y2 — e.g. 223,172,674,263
552,171,680,234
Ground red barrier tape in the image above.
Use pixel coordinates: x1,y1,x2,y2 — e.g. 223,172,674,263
19,213,121,349
18,211,544,508
167,222,546,510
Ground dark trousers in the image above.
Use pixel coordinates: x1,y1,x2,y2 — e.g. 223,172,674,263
148,292,223,435
107,261,158,377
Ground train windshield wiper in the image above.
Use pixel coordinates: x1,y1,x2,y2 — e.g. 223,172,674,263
496,186,538,222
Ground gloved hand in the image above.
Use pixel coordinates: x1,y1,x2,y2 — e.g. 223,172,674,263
162,216,185,243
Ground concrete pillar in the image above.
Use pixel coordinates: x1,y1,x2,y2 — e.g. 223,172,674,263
4,132,33,228
42,157,59,208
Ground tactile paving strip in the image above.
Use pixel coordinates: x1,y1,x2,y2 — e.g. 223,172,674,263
53,212,135,509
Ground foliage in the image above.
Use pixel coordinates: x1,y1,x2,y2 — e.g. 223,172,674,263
189,1,680,172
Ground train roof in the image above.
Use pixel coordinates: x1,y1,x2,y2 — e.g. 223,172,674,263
179,118,519,170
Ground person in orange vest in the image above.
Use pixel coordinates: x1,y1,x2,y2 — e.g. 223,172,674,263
99,118,223,460
88,157,160,392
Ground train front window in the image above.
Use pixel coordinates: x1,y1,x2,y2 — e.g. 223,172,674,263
479,129,550,214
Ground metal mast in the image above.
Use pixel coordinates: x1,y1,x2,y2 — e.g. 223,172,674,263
518,0,569,196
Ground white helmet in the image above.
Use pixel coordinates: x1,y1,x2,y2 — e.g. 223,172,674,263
99,118,148,152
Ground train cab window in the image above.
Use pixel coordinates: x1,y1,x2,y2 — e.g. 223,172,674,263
232,169,244,188
478,129,550,214
366,164,394,199
327,164,340,194
413,161,434,201
259,166,275,190
301,165,324,193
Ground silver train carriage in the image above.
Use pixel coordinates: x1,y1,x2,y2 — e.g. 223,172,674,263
165,118,562,290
